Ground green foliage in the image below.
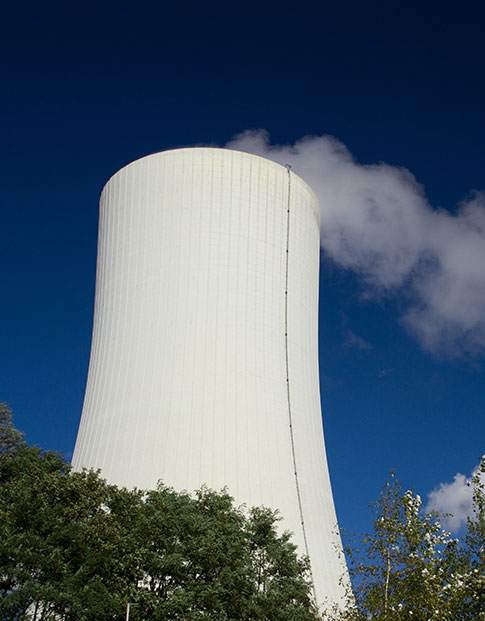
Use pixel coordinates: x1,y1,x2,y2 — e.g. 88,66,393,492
460,456,485,620
333,461,485,621
0,402,25,456
0,406,318,620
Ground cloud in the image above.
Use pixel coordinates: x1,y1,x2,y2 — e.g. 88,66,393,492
377,368,392,378
343,329,372,351
340,314,372,351
226,130,485,358
426,464,485,532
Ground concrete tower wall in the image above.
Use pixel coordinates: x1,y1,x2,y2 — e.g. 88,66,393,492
72,147,347,605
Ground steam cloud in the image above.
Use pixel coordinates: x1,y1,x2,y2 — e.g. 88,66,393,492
227,130,485,358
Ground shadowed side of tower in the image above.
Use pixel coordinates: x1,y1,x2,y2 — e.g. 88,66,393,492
72,147,348,606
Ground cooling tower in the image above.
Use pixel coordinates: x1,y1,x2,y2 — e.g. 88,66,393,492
72,147,348,606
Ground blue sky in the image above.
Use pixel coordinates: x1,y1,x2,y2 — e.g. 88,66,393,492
1,0,484,538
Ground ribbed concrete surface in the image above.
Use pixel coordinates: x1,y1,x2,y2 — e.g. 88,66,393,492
72,147,348,606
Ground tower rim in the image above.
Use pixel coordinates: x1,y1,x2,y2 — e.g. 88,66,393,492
101,147,319,218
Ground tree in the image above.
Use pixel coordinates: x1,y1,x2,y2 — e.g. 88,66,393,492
0,406,318,620
0,402,25,456
245,506,316,620
127,487,317,620
333,462,485,620
0,440,136,619
456,456,485,619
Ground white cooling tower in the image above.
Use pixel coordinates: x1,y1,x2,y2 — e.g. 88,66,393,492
72,147,348,606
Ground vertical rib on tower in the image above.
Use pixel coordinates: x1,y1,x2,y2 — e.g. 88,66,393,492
72,147,348,606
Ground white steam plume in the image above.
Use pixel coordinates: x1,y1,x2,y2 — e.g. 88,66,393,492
227,130,485,358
